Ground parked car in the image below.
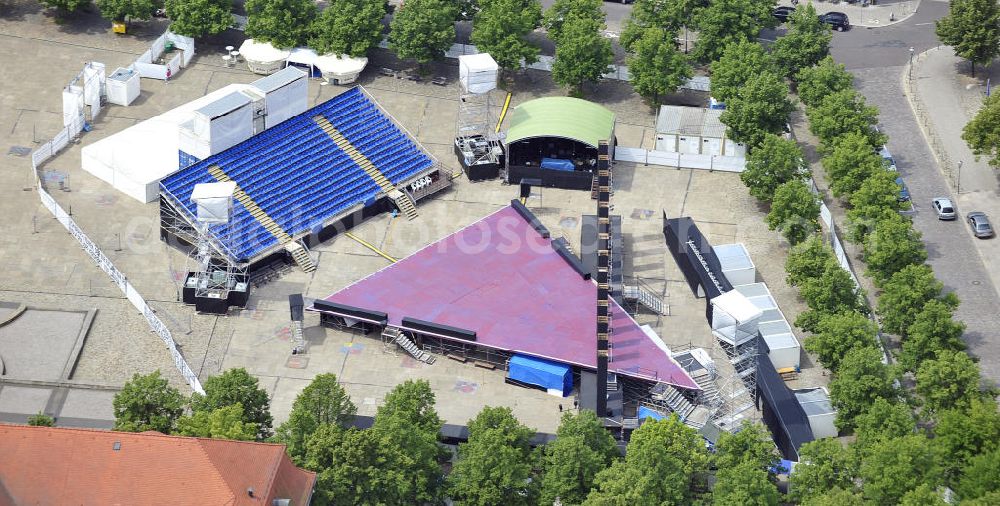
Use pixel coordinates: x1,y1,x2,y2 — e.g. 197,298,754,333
895,176,910,202
879,146,897,171
932,197,956,220
967,212,995,238
820,12,851,31
773,6,796,22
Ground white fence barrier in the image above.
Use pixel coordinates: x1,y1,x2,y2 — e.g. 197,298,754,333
614,146,746,172
133,31,194,80
29,69,205,395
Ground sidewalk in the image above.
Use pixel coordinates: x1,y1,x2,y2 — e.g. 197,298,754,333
905,46,1000,298
776,0,920,27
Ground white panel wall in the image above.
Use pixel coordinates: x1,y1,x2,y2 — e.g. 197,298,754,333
209,103,255,154
263,77,309,129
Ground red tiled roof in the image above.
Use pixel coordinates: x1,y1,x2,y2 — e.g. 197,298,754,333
0,425,315,506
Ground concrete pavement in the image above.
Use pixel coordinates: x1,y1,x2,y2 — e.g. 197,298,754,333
776,0,921,28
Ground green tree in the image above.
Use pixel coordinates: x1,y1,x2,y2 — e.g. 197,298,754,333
820,132,886,198
585,416,709,505
274,373,356,465
807,89,885,149
771,3,832,78
900,299,966,371
448,406,538,505
626,27,693,104
543,0,602,43
915,350,982,414
957,446,1000,501
190,368,272,440
720,71,794,147
805,311,878,372
113,371,185,434
962,92,1000,169
305,425,387,506
471,0,541,72
96,0,155,22
829,347,897,431
692,0,775,63
802,487,867,506
853,397,915,454
369,380,446,504
741,133,807,202
935,0,1000,76
795,56,855,107
389,0,457,65
551,14,614,95
784,234,834,286
932,397,1000,483
860,434,942,505
795,259,867,333
845,169,909,242
713,422,779,473
40,0,89,14
164,0,233,38
175,404,258,440
789,438,858,502
862,214,927,286
877,264,948,336
541,411,619,505
710,40,776,104
713,462,781,506
310,0,386,57
620,0,699,51
27,412,55,427
900,484,948,506
766,179,820,245
244,0,316,48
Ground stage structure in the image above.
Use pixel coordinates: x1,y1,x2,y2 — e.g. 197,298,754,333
181,182,249,314
454,53,504,181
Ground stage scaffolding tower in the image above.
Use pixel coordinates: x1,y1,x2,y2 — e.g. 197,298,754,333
596,140,612,419
455,54,503,173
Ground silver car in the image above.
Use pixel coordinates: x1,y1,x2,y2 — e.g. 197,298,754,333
932,198,956,220
967,212,995,238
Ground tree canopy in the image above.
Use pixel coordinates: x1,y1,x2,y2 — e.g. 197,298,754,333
551,13,613,95
541,411,619,505
310,0,386,57
899,299,966,371
766,179,820,245
862,214,927,286
627,27,692,104
852,397,915,454
932,397,1000,483
935,0,1000,76
876,264,948,336
40,0,89,14
784,234,834,286
543,0,602,44
712,462,781,506
448,406,538,505
710,40,776,104
164,0,233,38
859,434,942,505
27,412,55,427
244,0,317,48
741,133,807,202
789,438,858,502
962,92,1000,169
175,403,258,440
820,131,886,198
620,0,698,51
305,425,386,506
389,0,458,65
112,371,185,434
97,0,155,22
807,89,885,150
692,0,775,63
190,367,272,440
472,0,542,72
845,169,909,242
720,71,794,147
713,422,779,474
795,56,854,107
274,373,356,465
915,350,982,414
829,347,897,430
957,445,1000,501
795,258,867,333
806,311,879,372
771,3,832,78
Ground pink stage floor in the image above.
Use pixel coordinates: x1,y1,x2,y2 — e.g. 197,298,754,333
321,206,699,390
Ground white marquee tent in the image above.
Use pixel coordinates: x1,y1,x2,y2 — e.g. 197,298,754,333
239,39,290,75
315,54,368,84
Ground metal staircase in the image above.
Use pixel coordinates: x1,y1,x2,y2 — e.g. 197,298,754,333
691,369,723,408
382,326,435,364
623,284,667,315
313,116,419,220
650,383,696,421
284,241,317,273
291,319,305,354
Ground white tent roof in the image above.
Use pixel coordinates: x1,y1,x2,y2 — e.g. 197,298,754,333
315,54,368,75
711,290,763,323
458,52,499,73
763,332,799,351
239,39,290,64
191,181,236,201
286,47,318,66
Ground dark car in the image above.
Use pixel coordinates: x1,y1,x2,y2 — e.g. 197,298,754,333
820,12,851,31
967,212,995,238
895,176,910,202
773,6,796,22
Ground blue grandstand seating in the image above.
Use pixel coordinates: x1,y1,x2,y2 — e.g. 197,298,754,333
161,87,435,261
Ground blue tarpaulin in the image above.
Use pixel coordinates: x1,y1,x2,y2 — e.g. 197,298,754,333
540,158,575,171
508,354,572,396
638,406,667,421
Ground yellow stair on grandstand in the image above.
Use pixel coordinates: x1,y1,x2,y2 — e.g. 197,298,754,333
312,116,419,220
206,165,317,272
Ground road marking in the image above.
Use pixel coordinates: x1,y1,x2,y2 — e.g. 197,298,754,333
914,22,933,26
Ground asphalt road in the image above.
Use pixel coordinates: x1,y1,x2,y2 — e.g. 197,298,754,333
825,0,1000,384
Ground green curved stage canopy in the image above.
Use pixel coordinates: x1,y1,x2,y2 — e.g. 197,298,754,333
505,97,615,148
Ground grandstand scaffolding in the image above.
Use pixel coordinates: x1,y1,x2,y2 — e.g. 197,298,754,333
455,54,503,180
